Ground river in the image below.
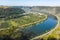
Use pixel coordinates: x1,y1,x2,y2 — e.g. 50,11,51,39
21,14,58,40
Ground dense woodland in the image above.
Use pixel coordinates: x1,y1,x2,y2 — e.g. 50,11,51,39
0,7,26,40
0,7,25,19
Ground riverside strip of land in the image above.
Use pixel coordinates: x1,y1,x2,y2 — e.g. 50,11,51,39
0,13,47,30
0,13,47,39
15,14,47,32
30,14,58,40
41,14,60,40
31,14,59,40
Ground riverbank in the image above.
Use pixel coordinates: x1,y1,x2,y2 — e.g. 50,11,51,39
41,14,60,40
31,14,58,40
0,13,48,39
0,13,47,30
15,14,47,32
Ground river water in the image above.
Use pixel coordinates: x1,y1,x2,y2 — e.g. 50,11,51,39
22,15,58,39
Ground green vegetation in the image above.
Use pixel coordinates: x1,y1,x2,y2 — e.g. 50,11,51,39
0,7,25,20
0,7,47,40
0,13,47,39
0,13,47,28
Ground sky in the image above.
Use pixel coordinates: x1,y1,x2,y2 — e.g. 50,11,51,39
0,0,60,6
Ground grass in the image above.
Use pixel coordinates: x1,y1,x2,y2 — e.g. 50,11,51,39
9,20,19,27
0,13,47,39
0,13,47,29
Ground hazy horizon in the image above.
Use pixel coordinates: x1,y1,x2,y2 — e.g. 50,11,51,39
0,0,60,6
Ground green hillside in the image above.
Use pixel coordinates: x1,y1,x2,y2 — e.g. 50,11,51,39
0,7,47,40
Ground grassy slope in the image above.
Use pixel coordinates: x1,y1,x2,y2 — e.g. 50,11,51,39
0,13,47,39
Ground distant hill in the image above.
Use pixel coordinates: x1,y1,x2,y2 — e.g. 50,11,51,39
0,6,9,9
56,7,60,14
0,6,25,19
21,6,56,14
0,6,60,19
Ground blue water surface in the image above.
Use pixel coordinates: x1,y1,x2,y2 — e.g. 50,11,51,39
24,15,58,38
